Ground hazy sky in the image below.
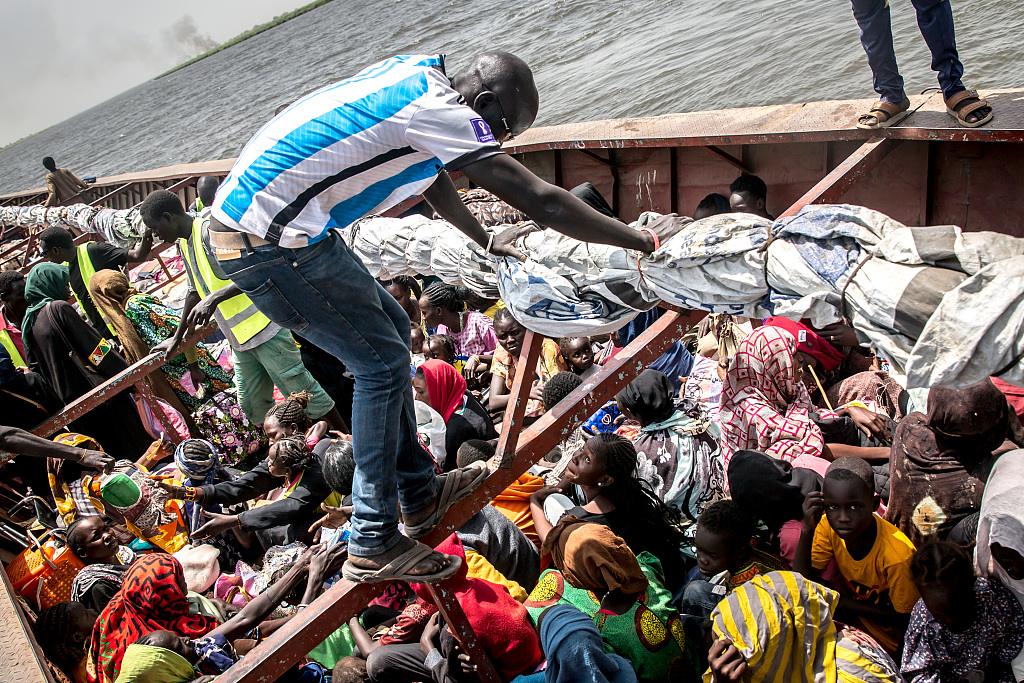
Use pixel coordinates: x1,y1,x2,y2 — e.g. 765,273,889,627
0,0,308,147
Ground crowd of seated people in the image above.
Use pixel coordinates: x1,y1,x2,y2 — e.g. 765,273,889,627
3,181,1024,683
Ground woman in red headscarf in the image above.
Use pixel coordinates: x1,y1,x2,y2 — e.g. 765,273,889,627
366,534,542,683
413,359,496,471
88,554,218,682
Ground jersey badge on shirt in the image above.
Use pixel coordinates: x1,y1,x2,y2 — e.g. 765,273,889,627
89,339,112,366
470,118,496,143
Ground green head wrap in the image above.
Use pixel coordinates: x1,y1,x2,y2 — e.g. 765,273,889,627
21,262,70,339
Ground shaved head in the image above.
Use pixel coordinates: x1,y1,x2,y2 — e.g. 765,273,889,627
451,52,539,141
196,175,219,207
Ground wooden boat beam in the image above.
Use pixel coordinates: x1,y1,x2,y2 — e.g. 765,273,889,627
780,135,899,218
215,310,691,683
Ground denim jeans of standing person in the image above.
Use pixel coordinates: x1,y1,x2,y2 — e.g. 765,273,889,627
215,230,438,558
851,0,965,102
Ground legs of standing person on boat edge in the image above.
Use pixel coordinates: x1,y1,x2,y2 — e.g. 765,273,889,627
851,0,911,129
851,0,992,128
214,229,483,580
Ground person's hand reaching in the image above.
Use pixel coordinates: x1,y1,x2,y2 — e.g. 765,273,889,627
708,638,747,682
817,322,860,348
838,404,891,442
489,224,543,260
308,503,353,533
77,449,114,474
640,214,690,252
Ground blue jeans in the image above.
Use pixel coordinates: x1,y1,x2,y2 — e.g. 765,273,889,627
851,0,964,102
215,230,437,556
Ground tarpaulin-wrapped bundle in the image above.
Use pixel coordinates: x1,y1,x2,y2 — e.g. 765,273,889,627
0,202,146,248
348,204,1024,390
5,200,1020,389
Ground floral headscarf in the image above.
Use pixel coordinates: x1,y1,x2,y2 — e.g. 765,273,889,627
719,326,825,468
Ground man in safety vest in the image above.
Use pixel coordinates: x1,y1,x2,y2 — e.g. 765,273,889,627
37,226,155,342
187,175,220,215
139,190,345,430
0,271,28,367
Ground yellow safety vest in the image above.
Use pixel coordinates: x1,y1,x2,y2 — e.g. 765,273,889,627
72,242,118,338
178,217,271,346
0,330,25,367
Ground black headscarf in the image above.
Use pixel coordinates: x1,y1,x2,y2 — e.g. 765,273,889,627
615,369,675,426
727,449,823,532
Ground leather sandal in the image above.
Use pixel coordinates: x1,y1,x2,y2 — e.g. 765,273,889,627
945,89,994,128
856,98,912,130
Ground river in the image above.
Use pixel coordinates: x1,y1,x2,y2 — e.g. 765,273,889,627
1,0,1021,195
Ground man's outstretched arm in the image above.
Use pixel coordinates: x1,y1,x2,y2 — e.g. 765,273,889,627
459,154,686,250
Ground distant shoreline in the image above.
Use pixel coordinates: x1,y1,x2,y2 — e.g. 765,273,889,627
157,0,335,79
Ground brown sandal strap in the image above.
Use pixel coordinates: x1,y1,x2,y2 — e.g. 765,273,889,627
955,99,990,119
870,100,906,117
945,89,978,109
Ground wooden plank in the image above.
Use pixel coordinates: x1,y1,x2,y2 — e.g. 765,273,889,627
495,331,542,469
779,136,898,218
216,311,685,683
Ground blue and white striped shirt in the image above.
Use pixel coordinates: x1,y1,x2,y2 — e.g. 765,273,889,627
212,54,502,248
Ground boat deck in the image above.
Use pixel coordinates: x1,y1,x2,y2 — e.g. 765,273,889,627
508,89,1024,151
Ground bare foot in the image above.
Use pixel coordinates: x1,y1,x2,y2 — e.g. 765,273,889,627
402,464,485,531
346,535,452,576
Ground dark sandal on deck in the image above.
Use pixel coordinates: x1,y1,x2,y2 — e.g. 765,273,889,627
342,540,461,584
945,89,994,128
404,462,488,539
856,98,911,130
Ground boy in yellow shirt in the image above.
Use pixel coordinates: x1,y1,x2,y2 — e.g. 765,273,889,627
794,456,919,655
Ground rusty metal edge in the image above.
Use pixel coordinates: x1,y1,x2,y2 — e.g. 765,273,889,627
425,583,504,683
216,309,690,683
0,560,56,683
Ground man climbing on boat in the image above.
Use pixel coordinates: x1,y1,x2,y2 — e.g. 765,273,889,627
851,0,993,130
206,52,687,585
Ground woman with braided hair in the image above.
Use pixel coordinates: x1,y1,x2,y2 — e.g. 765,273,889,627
262,390,329,448
156,434,340,551
418,282,497,374
530,432,689,592
34,600,98,683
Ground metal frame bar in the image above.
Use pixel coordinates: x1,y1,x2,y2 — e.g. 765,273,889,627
32,326,214,438
704,145,750,173
495,330,542,468
216,310,690,683
779,135,899,218
425,583,503,683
